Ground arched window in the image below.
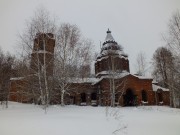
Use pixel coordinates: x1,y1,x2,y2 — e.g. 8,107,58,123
141,90,148,102
39,42,44,50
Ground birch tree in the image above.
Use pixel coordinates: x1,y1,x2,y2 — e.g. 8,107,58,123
54,23,92,106
19,7,56,109
107,54,128,107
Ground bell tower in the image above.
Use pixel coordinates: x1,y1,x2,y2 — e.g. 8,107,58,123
95,29,130,78
30,33,55,76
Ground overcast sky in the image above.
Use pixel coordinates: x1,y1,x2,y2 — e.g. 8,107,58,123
0,0,180,74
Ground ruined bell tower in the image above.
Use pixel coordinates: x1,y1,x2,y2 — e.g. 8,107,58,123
30,33,55,76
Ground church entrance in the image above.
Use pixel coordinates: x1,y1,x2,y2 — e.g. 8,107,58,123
81,93,86,102
123,89,136,106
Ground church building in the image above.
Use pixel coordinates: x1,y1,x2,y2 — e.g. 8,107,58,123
9,30,170,106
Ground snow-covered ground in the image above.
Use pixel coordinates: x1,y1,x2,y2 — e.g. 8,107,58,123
0,102,180,135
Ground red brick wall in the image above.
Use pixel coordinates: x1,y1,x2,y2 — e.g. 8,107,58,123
9,79,30,103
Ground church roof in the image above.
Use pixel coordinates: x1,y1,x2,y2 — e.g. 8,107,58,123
68,77,98,83
104,29,115,42
94,71,153,84
152,84,169,92
97,29,127,58
102,29,117,46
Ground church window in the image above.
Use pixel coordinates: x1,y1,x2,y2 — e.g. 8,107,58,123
141,90,148,102
39,42,44,50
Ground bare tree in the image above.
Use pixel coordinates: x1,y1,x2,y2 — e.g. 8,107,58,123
0,48,14,108
152,47,176,107
18,7,56,110
162,11,180,108
152,47,173,87
54,23,92,106
164,11,180,56
135,51,147,76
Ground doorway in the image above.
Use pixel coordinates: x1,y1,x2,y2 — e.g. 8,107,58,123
81,93,86,103
123,89,136,106
91,93,97,100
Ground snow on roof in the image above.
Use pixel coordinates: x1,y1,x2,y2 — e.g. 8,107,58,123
96,70,128,77
32,50,53,55
132,74,152,79
102,42,117,48
152,80,158,84
10,77,24,81
96,70,152,79
152,84,169,92
98,50,128,59
96,71,109,77
68,77,99,84
94,71,130,84
95,56,109,62
94,70,154,85
94,70,130,84
104,30,115,42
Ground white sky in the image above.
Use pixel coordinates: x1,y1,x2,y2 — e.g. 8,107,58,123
0,0,180,74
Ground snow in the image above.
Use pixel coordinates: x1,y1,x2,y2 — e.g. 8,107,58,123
95,55,109,62
10,77,24,81
96,70,129,77
152,79,158,84
95,53,128,63
1,102,180,135
105,31,115,42
95,71,152,80
152,84,169,91
0,102,180,135
99,49,128,60
96,70,109,77
68,77,98,83
132,74,152,79
32,50,53,54
141,101,148,104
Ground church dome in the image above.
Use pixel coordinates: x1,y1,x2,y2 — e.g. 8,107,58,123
95,29,130,77
104,29,115,42
100,29,127,57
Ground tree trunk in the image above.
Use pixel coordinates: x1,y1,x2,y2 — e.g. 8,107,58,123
61,90,65,106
